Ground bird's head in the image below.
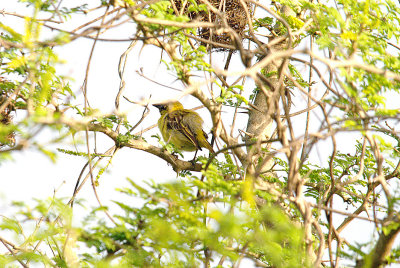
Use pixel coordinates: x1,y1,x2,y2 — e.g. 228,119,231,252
153,101,184,114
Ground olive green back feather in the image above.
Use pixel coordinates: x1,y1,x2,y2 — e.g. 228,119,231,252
166,110,202,150
155,101,214,153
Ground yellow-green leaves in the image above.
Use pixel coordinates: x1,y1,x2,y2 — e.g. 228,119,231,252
7,55,28,70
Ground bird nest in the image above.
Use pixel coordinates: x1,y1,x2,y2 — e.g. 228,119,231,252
172,0,249,51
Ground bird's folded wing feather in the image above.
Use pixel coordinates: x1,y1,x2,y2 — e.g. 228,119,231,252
167,111,201,150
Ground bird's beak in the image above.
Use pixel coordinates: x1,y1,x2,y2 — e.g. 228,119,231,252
153,104,166,113
153,104,163,111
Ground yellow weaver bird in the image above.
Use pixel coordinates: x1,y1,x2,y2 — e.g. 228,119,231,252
153,101,214,159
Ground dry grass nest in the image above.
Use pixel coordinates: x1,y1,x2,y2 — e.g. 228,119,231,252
173,0,249,50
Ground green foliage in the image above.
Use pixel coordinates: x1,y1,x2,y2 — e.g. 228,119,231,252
20,0,88,16
141,0,190,33
309,0,400,110
302,140,381,204
287,64,310,89
78,174,307,267
253,17,274,31
0,197,78,267
215,84,248,107
57,148,112,158
0,0,75,162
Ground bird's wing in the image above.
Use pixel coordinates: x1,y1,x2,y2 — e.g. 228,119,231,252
167,111,202,150
202,130,209,139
